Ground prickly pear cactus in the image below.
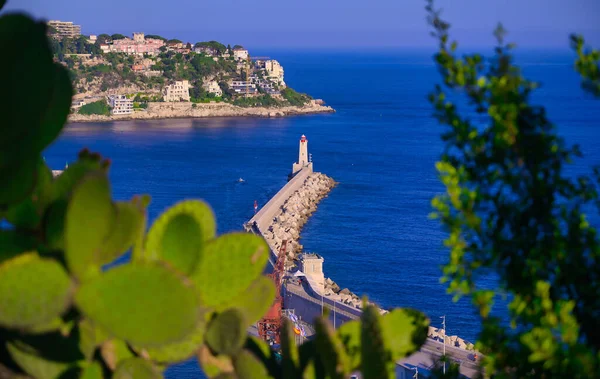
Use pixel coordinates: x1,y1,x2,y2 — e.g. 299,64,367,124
0,5,430,378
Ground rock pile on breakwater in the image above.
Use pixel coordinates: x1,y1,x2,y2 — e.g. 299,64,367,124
262,172,336,261
260,172,365,308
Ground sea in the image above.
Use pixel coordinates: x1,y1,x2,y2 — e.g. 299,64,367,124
44,49,600,378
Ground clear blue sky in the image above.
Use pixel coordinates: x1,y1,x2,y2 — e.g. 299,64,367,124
4,0,600,49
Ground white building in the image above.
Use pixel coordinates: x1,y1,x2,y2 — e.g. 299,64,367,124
203,80,223,97
47,20,81,38
233,47,249,61
164,80,191,102
298,253,325,292
230,80,257,94
265,59,285,87
108,95,133,115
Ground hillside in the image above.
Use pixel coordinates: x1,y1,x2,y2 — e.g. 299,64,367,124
50,32,317,113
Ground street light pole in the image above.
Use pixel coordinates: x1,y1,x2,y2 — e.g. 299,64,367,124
321,293,323,315
333,300,336,329
441,315,446,375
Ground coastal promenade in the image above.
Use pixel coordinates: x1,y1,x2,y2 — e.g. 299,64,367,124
244,136,482,378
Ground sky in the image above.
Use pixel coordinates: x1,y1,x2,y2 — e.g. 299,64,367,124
4,0,600,49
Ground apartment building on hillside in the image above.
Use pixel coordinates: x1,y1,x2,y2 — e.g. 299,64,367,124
164,81,191,102
47,20,81,38
108,95,133,115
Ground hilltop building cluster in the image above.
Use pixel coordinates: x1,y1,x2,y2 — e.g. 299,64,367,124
49,20,321,119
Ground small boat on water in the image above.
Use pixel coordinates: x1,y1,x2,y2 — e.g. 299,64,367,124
238,178,245,183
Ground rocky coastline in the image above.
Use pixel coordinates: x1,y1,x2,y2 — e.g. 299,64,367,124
261,172,336,262
68,101,334,123
260,172,475,350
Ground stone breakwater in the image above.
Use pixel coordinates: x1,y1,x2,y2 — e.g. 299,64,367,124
261,172,336,261
260,172,368,310
261,172,475,351
68,101,334,123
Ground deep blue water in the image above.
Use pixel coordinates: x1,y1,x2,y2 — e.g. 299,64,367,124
45,49,600,378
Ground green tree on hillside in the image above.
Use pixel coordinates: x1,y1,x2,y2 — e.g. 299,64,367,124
146,34,166,41
426,1,600,377
78,100,110,115
96,33,111,44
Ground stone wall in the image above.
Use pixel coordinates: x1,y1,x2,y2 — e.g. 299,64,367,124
68,102,335,122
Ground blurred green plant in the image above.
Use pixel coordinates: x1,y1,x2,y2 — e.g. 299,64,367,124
0,4,428,378
426,0,600,377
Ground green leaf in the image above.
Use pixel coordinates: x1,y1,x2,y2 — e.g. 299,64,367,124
143,200,216,275
5,159,54,228
75,262,201,347
33,64,72,157
382,308,428,360
232,349,272,379
361,304,393,379
197,345,234,378
141,317,206,364
314,316,350,379
65,173,115,279
337,308,428,373
0,156,39,207
79,319,110,360
280,319,299,378
7,341,71,379
0,230,37,264
228,276,275,325
0,15,54,164
80,362,103,379
205,308,246,356
100,339,134,371
336,321,361,371
192,233,269,309
113,358,162,379
97,199,146,266
43,198,68,251
0,253,72,329
52,152,107,200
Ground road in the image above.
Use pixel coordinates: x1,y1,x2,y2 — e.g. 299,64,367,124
247,221,482,377
282,277,482,377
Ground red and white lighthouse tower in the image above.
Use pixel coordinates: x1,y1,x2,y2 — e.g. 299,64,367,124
292,134,310,176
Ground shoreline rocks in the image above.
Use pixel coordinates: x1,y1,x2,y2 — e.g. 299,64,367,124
260,172,476,351
261,172,336,262
68,101,335,123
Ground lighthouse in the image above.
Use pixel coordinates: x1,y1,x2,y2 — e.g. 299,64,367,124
291,134,312,177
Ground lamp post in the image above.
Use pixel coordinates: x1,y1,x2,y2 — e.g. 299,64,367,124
441,315,446,375
321,293,323,315
333,300,336,329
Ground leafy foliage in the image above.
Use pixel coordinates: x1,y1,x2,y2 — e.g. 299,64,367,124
571,34,600,96
78,100,110,116
0,8,429,379
232,94,282,108
280,88,311,106
426,0,600,377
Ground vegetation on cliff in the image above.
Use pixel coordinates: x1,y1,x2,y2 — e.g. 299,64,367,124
50,32,313,109
78,99,110,115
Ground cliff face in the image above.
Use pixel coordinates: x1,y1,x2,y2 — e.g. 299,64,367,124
68,101,334,122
